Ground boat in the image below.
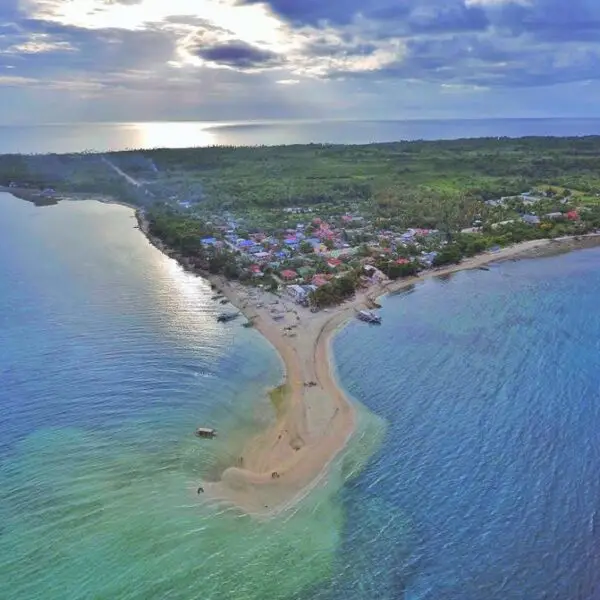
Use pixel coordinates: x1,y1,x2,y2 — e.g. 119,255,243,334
195,427,217,439
217,311,239,323
357,310,382,324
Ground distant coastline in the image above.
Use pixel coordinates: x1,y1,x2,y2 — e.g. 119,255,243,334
3,118,600,154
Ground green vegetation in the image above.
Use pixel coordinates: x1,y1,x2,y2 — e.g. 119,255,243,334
3,136,600,307
4,136,600,223
133,137,600,216
146,209,244,279
309,271,361,307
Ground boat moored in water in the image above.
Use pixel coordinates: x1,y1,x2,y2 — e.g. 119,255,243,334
195,427,217,439
217,311,239,323
357,310,382,324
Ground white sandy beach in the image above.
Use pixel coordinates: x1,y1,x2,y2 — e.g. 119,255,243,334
137,212,600,516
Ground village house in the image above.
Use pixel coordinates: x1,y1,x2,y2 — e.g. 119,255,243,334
420,251,439,267
312,274,329,287
522,214,541,225
287,284,308,303
280,269,298,281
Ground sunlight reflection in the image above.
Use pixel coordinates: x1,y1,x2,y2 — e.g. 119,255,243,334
127,122,218,149
155,251,223,344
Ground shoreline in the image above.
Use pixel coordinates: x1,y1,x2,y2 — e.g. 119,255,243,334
5,190,599,516
5,191,600,517
133,207,600,516
381,234,600,298
135,208,365,515
134,206,600,516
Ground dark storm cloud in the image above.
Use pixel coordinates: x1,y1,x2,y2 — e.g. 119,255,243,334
192,40,283,69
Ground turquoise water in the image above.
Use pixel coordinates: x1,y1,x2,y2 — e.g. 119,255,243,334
0,195,379,600
3,193,600,599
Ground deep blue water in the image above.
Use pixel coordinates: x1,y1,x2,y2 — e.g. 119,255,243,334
3,192,600,599
333,250,600,599
2,118,600,154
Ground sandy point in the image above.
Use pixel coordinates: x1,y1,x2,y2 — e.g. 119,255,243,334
202,233,600,516
133,207,600,518
203,280,360,516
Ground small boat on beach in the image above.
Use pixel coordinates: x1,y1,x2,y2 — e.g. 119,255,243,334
357,310,382,324
217,311,239,323
195,427,217,439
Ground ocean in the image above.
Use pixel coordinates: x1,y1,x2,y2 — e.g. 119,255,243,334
2,194,600,599
333,252,600,599
0,195,376,600
3,118,600,154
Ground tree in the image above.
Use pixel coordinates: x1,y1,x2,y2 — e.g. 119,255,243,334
432,244,463,266
299,241,314,254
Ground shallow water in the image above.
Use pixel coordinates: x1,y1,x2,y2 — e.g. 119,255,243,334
0,195,380,600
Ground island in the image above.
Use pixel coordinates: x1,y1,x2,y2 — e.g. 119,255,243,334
3,137,600,514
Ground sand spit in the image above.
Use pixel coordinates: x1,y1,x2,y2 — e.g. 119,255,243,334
135,209,600,517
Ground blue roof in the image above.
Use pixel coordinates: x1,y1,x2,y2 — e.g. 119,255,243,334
201,237,217,245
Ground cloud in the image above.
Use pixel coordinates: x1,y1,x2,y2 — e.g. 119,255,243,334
237,0,490,31
192,40,283,69
3,0,600,123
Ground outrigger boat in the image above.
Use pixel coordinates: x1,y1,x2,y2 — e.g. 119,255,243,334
217,311,239,323
356,309,382,324
195,427,217,439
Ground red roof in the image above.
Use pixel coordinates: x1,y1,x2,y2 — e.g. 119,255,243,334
312,274,329,287
327,258,342,267
281,269,298,280
567,210,579,220
396,258,410,265
250,264,261,273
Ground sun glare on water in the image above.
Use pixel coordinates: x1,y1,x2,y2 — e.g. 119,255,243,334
126,122,218,149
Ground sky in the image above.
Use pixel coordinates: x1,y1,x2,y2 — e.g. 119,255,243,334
0,0,598,123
